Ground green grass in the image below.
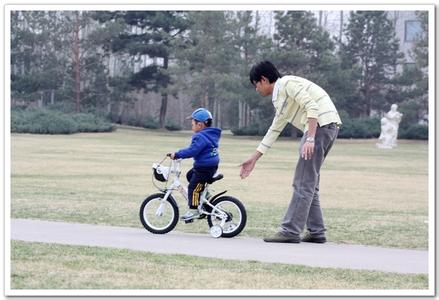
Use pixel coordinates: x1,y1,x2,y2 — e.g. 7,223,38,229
11,241,428,290
11,127,429,249
9,127,430,291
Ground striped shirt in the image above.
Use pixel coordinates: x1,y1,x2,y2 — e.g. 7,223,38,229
257,75,342,154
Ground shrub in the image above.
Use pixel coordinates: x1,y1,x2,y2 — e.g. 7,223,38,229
338,117,428,140
231,115,427,140
399,124,428,140
142,116,159,129
11,109,78,134
338,117,381,139
71,113,116,132
231,124,260,136
126,116,141,127
165,121,182,131
231,120,273,136
11,108,115,134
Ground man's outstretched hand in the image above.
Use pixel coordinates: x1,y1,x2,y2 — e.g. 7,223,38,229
239,151,262,179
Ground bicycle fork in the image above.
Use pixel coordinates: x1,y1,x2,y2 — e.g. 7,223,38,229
156,189,173,216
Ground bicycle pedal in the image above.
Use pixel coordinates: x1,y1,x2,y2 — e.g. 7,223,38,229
184,219,194,224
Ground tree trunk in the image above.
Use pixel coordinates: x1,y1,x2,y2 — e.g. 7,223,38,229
246,103,251,126
159,94,168,128
178,93,185,125
363,85,371,117
50,89,55,105
38,91,43,108
254,11,259,34
339,11,344,43
211,96,217,126
216,99,221,128
238,100,243,128
203,88,208,108
73,12,81,113
158,55,169,128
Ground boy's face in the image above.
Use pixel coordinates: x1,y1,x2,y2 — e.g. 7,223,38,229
191,119,205,132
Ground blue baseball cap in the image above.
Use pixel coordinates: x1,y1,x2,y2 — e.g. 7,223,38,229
190,108,212,122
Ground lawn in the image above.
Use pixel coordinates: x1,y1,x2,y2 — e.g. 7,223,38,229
9,127,430,291
11,241,428,291
10,127,429,249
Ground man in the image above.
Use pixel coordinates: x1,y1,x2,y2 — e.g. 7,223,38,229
240,61,341,243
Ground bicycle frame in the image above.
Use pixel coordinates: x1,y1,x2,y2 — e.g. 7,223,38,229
157,159,228,224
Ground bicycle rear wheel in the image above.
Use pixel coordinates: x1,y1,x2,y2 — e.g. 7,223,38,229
207,196,246,238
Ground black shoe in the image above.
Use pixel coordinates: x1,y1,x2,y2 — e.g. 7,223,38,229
263,232,300,243
301,233,327,243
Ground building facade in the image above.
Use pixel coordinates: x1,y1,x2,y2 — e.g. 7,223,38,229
312,10,423,66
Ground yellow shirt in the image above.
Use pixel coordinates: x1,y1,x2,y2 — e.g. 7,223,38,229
257,75,342,154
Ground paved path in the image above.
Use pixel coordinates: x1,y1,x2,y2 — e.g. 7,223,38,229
11,218,428,274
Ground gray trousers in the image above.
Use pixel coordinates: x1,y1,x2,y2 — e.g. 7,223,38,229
281,123,339,238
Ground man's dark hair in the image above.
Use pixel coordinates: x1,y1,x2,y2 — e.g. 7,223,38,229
249,60,282,85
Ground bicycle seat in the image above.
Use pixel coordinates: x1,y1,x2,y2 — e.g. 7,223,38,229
207,172,224,184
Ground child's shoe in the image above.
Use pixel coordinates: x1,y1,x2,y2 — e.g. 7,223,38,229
180,209,200,221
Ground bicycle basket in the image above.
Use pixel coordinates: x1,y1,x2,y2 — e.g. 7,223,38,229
152,163,170,182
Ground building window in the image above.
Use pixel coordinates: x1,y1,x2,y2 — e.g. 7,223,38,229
405,20,422,42
404,63,416,71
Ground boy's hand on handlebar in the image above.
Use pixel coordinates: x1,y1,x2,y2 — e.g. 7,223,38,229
167,153,176,160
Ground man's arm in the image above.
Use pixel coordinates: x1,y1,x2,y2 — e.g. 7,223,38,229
302,117,317,160
285,81,319,160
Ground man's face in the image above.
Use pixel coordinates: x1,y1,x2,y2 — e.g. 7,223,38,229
253,76,273,97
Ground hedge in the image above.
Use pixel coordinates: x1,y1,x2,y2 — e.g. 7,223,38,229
11,108,116,134
231,117,428,140
399,124,428,140
337,117,381,139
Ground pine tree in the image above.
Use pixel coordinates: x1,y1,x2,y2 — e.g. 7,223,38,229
11,11,114,113
273,11,336,80
341,11,404,116
174,11,240,128
255,11,347,136
11,11,70,107
94,11,189,128
229,11,272,129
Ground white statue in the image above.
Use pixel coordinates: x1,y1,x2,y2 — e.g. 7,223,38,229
376,104,403,149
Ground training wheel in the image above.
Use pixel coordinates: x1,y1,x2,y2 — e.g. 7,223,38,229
210,225,223,238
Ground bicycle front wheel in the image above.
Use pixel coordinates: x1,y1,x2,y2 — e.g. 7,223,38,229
139,193,179,234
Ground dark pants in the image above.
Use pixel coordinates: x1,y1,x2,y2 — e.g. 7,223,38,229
186,166,218,209
281,123,339,238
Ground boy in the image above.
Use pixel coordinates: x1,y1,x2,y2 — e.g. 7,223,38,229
170,108,221,221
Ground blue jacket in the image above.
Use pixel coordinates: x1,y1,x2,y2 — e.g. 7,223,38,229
175,127,221,168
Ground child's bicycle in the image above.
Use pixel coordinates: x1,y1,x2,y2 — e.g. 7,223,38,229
139,155,247,238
